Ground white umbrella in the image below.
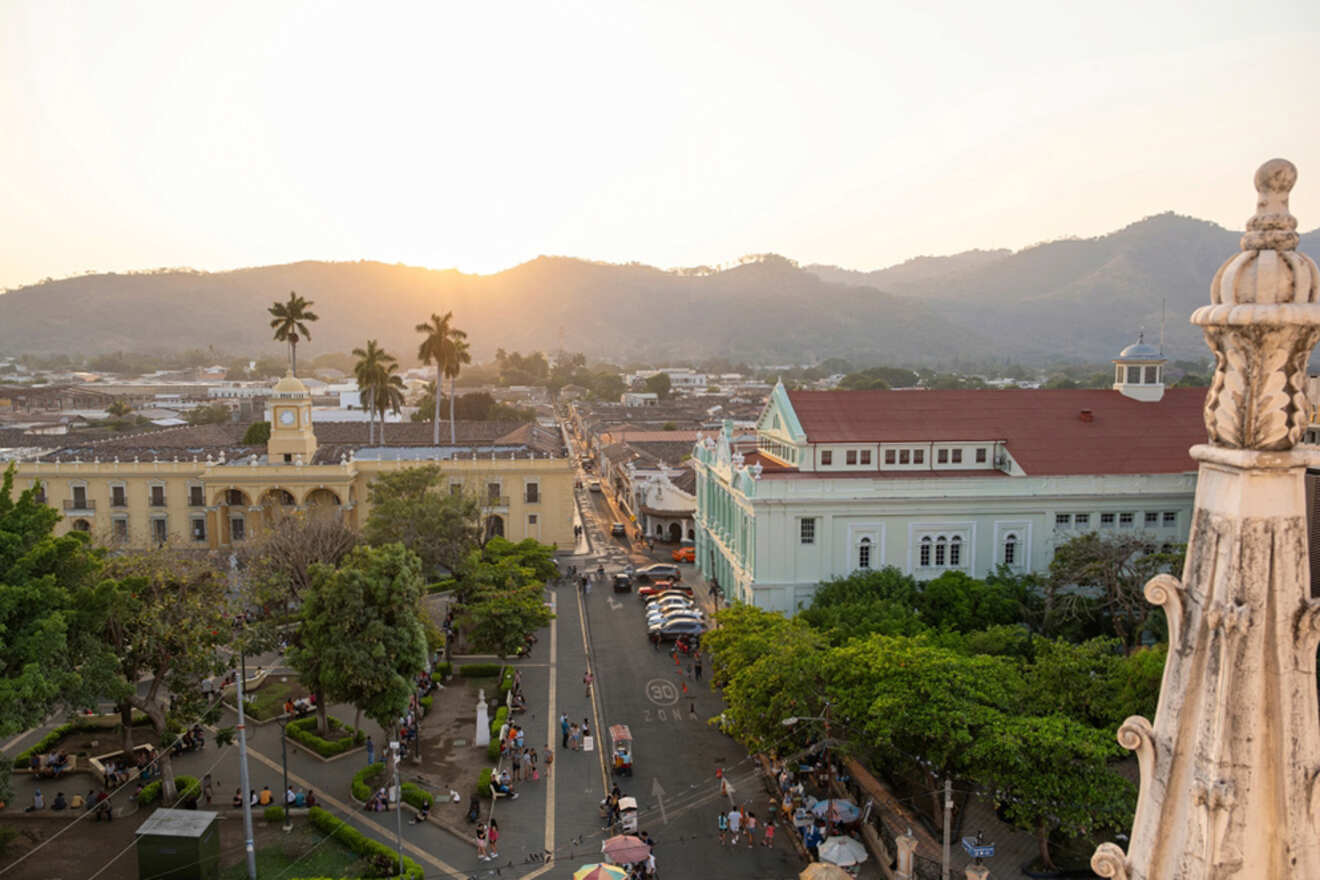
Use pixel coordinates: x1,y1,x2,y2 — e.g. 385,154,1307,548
818,835,869,867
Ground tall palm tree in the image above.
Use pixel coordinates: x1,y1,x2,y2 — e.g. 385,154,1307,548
268,292,319,376
441,332,471,445
368,361,405,444
352,339,393,445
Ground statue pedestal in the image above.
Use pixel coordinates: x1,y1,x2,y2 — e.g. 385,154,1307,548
474,688,490,747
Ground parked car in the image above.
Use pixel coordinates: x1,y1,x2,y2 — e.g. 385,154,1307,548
588,480,602,493
634,564,682,584
647,610,704,629
647,618,707,640
637,582,694,601
645,598,696,616
671,545,695,563
613,573,632,593
611,522,626,537
645,601,702,620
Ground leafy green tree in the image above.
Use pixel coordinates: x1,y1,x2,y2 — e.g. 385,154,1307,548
290,544,429,741
95,547,231,800
798,567,925,644
186,403,232,425
643,372,672,399
411,390,534,424
970,713,1135,871
0,468,119,802
587,371,626,401
242,421,271,444
107,399,132,418
917,570,1025,633
362,466,482,577
451,538,558,655
268,291,319,375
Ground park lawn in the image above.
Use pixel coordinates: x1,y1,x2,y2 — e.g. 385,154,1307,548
244,679,306,722
218,825,363,879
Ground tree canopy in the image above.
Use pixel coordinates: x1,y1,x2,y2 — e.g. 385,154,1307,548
362,465,482,577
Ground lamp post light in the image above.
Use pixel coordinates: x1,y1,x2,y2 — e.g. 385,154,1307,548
279,714,293,832
389,741,404,877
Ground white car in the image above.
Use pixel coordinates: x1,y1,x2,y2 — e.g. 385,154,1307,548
645,596,696,614
646,608,704,627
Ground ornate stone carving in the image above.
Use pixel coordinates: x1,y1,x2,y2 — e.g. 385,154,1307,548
1094,160,1320,879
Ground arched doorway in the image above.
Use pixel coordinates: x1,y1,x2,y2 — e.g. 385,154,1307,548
485,515,505,541
304,488,343,520
72,519,91,533
668,523,682,543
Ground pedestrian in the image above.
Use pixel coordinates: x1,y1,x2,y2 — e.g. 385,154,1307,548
727,806,741,845
476,822,490,861
561,713,570,749
695,656,703,680
528,747,539,781
543,746,554,776
584,670,594,698
744,811,757,848
717,810,728,846
582,718,592,750
366,735,375,766
650,630,660,651
569,722,580,750
488,818,500,858
763,819,776,848
202,774,213,806
511,747,522,780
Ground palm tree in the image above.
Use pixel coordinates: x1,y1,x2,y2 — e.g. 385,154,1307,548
353,339,390,445
268,292,319,376
416,312,469,446
370,362,406,443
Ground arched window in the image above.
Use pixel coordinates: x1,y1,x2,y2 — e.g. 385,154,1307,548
949,536,962,566
1003,533,1018,566
935,536,947,567
858,538,872,570
72,519,91,533
919,536,931,567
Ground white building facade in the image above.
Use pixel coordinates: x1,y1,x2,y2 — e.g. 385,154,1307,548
694,372,1205,613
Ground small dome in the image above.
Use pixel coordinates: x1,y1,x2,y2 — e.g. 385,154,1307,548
272,372,310,395
1117,341,1162,360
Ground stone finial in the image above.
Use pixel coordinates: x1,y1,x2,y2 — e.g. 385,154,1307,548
1194,158,1320,450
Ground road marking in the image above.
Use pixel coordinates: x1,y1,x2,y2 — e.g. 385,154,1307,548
543,584,558,873
576,579,610,795
645,679,680,706
244,743,465,877
606,597,622,611
651,777,668,824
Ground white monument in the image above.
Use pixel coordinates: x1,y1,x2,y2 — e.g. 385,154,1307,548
474,688,490,747
1092,158,1320,878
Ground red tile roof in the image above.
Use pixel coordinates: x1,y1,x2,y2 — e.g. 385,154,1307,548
785,388,1206,476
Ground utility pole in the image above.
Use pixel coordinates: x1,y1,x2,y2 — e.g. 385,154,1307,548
941,777,953,880
391,741,404,877
236,655,257,880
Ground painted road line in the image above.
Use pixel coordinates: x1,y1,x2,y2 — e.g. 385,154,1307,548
576,577,610,795
544,590,558,871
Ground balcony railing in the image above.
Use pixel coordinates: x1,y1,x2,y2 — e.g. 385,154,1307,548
484,495,511,507
63,498,95,512
110,497,128,508
150,498,167,507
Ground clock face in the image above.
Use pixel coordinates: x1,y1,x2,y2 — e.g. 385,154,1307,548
278,409,296,426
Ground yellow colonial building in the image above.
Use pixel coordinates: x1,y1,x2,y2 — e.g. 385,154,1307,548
10,375,575,552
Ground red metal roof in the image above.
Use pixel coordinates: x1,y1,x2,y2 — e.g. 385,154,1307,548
785,388,1206,476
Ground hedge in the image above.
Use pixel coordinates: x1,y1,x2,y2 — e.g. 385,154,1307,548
486,706,510,762
476,767,494,799
137,775,201,807
458,663,501,678
13,715,150,768
434,661,452,678
425,577,457,595
264,805,286,823
400,782,432,811
285,715,364,758
351,764,385,802
497,666,516,702
418,695,433,716
304,806,424,880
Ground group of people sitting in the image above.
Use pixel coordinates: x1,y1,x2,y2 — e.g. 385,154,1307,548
232,785,317,809
365,787,390,812
491,769,519,799
26,788,112,819
102,749,154,787
29,751,70,778
169,725,206,756
282,695,316,718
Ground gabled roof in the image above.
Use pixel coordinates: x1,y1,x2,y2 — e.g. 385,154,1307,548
785,388,1207,476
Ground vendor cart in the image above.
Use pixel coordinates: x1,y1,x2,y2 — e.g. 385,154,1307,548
609,724,633,777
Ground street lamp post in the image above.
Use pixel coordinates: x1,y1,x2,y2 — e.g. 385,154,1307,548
390,741,404,877
279,715,293,832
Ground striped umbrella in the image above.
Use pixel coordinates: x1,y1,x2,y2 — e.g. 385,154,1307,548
573,864,629,880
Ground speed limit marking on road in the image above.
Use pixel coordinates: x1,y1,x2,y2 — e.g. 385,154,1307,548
645,678,680,706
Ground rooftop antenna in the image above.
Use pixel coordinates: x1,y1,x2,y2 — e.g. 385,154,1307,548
1160,298,1166,354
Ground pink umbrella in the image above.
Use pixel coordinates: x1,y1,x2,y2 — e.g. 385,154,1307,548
601,834,652,864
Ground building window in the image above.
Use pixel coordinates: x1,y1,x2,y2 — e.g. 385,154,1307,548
151,518,168,544
189,485,205,507
225,489,244,506
860,450,871,465
935,537,947,566
899,450,910,465
884,450,895,465
1056,513,1071,526
1075,513,1090,526
487,483,502,503
1101,513,1116,526
937,449,948,464
450,482,463,496
1128,365,1143,383
111,485,127,508
191,517,207,542
150,485,166,507
72,519,91,533
71,485,88,508
800,518,816,544
230,517,246,541
1003,533,1017,565
913,449,924,465
1119,512,1134,527
858,538,872,570
1145,511,1159,525
525,483,540,503
32,484,46,504
846,450,857,465
112,518,128,542
949,536,962,566
919,536,931,566
1163,511,1177,526
975,448,987,463
528,514,538,525
821,450,833,466
951,449,963,464
1144,365,1159,384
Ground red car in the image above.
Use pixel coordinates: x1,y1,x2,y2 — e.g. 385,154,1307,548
672,546,695,564
637,581,694,601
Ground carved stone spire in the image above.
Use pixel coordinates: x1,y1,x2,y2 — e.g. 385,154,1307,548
1093,160,1320,880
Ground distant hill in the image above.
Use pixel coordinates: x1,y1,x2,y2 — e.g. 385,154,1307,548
2,213,1316,366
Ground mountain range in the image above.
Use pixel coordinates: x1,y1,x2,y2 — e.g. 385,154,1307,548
2,213,1316,367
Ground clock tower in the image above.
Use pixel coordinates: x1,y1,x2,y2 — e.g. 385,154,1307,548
266,373,317,462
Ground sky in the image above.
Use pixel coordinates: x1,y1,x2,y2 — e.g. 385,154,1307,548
2,0,1319,290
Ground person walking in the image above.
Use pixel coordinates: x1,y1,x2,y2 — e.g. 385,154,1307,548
561,713,570,749
366,736,375,766
476,822,490,861
584,670,594,698
744,811,758,848
488,818,500,859
528,747,539,781
582,718,592,751
727,806,741,845
694,656,703,680
569,722,581,751
543,745,554,777
717,810,728,846
762,819,776,848
510,747,522,781
202,774,213,806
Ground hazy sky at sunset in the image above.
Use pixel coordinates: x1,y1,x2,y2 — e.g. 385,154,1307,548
2,0,1318,290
